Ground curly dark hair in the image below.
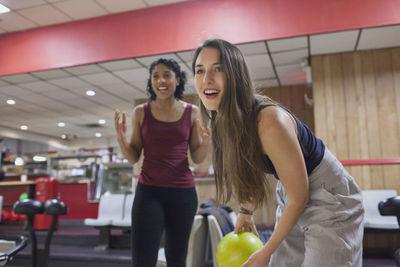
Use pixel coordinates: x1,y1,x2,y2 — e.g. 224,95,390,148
146,58,187,100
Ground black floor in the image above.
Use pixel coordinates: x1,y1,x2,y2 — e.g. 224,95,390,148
0,221,398,267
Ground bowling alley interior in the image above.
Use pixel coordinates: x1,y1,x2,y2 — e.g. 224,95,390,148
0,0,400,266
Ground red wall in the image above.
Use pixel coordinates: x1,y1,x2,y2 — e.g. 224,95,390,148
1,0,400,76
59,183,98,220
1,176,98,220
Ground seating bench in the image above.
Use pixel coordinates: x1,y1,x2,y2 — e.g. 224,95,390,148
84,193,133,249
362,190,398,229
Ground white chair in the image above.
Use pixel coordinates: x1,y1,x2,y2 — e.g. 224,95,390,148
84,194,125,250
157,215,208,267
362,190,399,229
112,194,134,227
207,215,224,267
84,194,125,227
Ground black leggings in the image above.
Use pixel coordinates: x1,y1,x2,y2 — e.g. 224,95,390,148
131,182,198,267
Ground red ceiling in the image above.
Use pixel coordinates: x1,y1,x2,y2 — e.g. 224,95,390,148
1,0,399,76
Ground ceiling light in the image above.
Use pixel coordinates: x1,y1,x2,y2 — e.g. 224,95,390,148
61,134,67,139
0,4,10,14
33,155,47,162
6,99,16,105
20,125,28,130
86,90,96,96
95,132,102,137
15,157,24,166
98,119,106,124
58,122,65,127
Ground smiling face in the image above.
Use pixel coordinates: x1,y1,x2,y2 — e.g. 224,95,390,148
194,47,227,111
151,63,179,100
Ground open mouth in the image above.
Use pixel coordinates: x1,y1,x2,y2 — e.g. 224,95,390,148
158,87,168,91
204,89,219,96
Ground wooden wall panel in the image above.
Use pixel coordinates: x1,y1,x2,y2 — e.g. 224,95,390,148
312,47,400,193
256,85,314,130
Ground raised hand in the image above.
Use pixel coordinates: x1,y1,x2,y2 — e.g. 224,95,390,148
194,119,210,147
115,109,127,140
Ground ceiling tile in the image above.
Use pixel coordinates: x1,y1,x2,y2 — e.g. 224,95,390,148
50,76,92,89
114,68,148,83
249,66,275,80
0,11,38,32
43,89,80,100
20,81,62,92
237,41,267,55
53,0,108,20
0,0,46,10
246,54,272,69
95,0,147,13
79,72,124,85
136,53,182,66
99,59,142,71
177,50,195,62
276,64,307,86
31,69,71,80
17,4,72,26
268,36,308,52
63,64,104,75
357,25,400,50
0,79,10,87
310,30,359,55
145,0,189,7
271,49,308,66
1,73,39,84
0,85,31,96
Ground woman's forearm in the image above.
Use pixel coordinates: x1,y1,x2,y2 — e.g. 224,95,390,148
117,137,140,164
262,200,306,255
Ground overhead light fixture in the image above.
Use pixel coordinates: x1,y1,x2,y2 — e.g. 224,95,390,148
0,4,10,14
33,155,47,162
95,132,102,138
98,119,106,124
15,157,24,166
61,134,67,139
20,125,28,130
58,122,65,127
6,99,16,105
86,90,96,96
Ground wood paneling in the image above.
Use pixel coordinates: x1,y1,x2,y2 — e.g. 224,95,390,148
312,47,400,193
256,85,314,131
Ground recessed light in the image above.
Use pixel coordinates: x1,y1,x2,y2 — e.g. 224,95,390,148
95,132,102,137
33,156,47,162
58,122,65,127
15,157,24,166
6,99,16,105
61,134,67,139
20,125,28,130
0,4,10,14
98,119,106,124
86,90,96,96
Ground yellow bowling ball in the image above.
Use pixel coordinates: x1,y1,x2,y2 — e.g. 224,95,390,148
217,231,263,267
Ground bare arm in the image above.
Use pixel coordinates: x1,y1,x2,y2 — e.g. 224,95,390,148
115,106,144,164
189,105,210,164
243,106,309,266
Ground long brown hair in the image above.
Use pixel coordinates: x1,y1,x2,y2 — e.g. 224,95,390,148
192,39,272,207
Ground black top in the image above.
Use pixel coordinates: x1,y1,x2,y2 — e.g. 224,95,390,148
260,104,325,179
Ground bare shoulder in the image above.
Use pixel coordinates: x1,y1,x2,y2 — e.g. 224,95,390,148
257,105,294,135
133,104,145,124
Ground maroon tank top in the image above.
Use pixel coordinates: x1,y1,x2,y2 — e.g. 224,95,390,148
139,102,194,188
